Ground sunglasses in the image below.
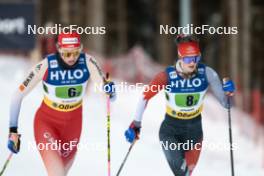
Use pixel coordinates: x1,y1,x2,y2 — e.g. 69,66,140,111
182,56,201,64
60,50,80,58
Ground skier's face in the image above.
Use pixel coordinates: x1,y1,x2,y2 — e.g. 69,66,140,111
179,55,199,73
59,47,81,66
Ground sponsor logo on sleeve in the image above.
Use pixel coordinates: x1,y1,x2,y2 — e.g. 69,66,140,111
19,71,35,91
50,60,58,68
78,57,85,64
169,71,177,79
19,84,25,91
35,63,43,72
198,68,205,74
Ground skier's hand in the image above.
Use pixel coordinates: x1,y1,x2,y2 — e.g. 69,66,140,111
125,121,141,143
8,128,21,154
223,78,235,96
103,80,116,101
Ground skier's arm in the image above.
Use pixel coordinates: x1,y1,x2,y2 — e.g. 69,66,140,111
86,54,105,86
9,59,48,130
86,54,116,99
206,66,230,108
134,71,168,123
125,71,168,143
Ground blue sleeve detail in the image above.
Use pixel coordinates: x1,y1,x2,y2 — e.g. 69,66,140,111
165,66,176,83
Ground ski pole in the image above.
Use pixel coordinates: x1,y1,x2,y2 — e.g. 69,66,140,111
106,73,111,176
90,60,112,175
0,153,13,176
227,96,235,176
116,140,136,176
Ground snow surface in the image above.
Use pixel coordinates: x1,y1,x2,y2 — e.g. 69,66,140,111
0,56,263,176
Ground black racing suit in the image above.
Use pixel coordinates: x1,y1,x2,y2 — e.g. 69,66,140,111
159,114,203,176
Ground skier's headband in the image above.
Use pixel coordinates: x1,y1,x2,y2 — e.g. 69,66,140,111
57,32,81,49
177,42,201,57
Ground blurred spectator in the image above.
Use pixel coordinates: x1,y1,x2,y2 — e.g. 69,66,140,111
40,21,56,58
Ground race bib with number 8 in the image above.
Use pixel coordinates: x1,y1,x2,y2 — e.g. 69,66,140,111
175,93,200,107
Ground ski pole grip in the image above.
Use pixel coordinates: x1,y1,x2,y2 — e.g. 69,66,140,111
222,77,232,107
222,77,230,84
104,72,110,83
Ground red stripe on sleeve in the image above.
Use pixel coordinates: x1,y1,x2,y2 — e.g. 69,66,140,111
42,68,48,81
143,71,168,100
